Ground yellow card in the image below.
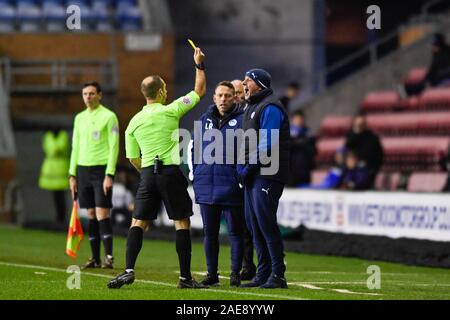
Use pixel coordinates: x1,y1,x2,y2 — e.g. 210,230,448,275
188,39,197,50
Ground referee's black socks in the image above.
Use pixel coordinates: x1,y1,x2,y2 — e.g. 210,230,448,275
126,226,143,270
88,218,101,263
176,229,192,280
99,218,113,257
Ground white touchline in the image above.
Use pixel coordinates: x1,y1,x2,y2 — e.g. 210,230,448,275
0,262,306,300
332,289,382,296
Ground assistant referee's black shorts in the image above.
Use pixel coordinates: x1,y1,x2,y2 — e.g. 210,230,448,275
77,165,113,209
133,165,193,221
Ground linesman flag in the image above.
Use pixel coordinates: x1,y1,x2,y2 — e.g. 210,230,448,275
66,194,84,258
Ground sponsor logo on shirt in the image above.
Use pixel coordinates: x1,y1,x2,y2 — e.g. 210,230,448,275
205,118,213,130
92,130,100,140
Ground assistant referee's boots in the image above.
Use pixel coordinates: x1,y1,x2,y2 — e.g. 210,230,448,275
107,270,135,289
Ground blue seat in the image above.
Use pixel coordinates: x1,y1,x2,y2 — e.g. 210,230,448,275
0,3,16,32
92,0,113,7
66,0,88,7
17,3,42,31
43,2,65,31
116,3,141,30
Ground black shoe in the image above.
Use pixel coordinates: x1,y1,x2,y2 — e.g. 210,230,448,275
260,275,288,289
230,273,241,287
240,268,256,281
178,277,209,289
240,278,265,288
102,255,114,269
82,258,101,269
107,271,135,289
200,273,219,286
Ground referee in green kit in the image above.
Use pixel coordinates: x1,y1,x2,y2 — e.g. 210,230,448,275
69,81,119,269
108,47,207,289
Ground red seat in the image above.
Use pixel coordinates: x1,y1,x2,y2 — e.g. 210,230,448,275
360,90,401,113
375,171,401,191
403,67,427,85
407,172,448,192
418,88,450,110
319,116,352,137
316,137,450,171
366,111,450,136
316,138,344,165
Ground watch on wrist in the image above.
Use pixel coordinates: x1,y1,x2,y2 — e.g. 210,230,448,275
195,62,205,70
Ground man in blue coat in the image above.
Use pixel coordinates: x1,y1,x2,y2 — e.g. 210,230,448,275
237,69,290,289
192,81,245,287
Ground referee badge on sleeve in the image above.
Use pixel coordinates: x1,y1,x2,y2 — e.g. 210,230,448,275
182,96,192,105
112,126,119,135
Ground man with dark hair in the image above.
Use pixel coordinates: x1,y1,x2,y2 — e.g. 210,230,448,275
237,68,290,289
345,113,383,188
108,47,207,289
288,109,316,187
425,33,450,87
192,80,245,287
69,81,119,269
279,81,301,111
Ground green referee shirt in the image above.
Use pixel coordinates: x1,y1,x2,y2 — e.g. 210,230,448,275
125,91,200,167
69,104,119,176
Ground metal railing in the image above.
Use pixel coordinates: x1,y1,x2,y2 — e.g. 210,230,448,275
305,0,450,96
0,60,15,158
5,59,118,93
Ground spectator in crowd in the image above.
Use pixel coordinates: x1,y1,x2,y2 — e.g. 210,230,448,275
279,81,301,112
425,33,450,88
38,128,70,224
345,113,383,188
340,150,370,191
287,110,316,187
111,169,134,229
313,147,346,189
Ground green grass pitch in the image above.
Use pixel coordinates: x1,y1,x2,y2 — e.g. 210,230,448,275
0,224,449,300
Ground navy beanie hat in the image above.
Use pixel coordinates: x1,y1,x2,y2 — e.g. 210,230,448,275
245,68,272,89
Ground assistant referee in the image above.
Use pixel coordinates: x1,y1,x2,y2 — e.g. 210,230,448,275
108,47,206,289
69,81,119,269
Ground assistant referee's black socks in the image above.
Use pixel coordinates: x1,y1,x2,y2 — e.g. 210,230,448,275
88,218,101,263
99,218,113,257
126,226,143,270
176,229,192,280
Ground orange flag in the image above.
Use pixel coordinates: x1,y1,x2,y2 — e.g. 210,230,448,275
66,199,84,258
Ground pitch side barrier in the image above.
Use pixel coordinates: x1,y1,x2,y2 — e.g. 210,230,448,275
154,188,450,267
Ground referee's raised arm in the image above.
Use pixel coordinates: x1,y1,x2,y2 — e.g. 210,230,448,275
193,47,206,98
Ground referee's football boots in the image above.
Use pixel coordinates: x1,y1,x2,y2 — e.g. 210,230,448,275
107,271,135,289
177,277,209,289
82,258,101,269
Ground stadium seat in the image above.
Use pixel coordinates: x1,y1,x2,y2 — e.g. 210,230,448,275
418,88,450,110
17,2,42,32
403,67,427,96
116,4,142,31
366,111,450,136
316,137,450,171
43,2,66,31
319,115,352,137
407,172,447,192
360,90,401,113
375,171,401,191
0,3,16,32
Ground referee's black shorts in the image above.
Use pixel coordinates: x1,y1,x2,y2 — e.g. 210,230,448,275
77,165,113,209
133,165,193,221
